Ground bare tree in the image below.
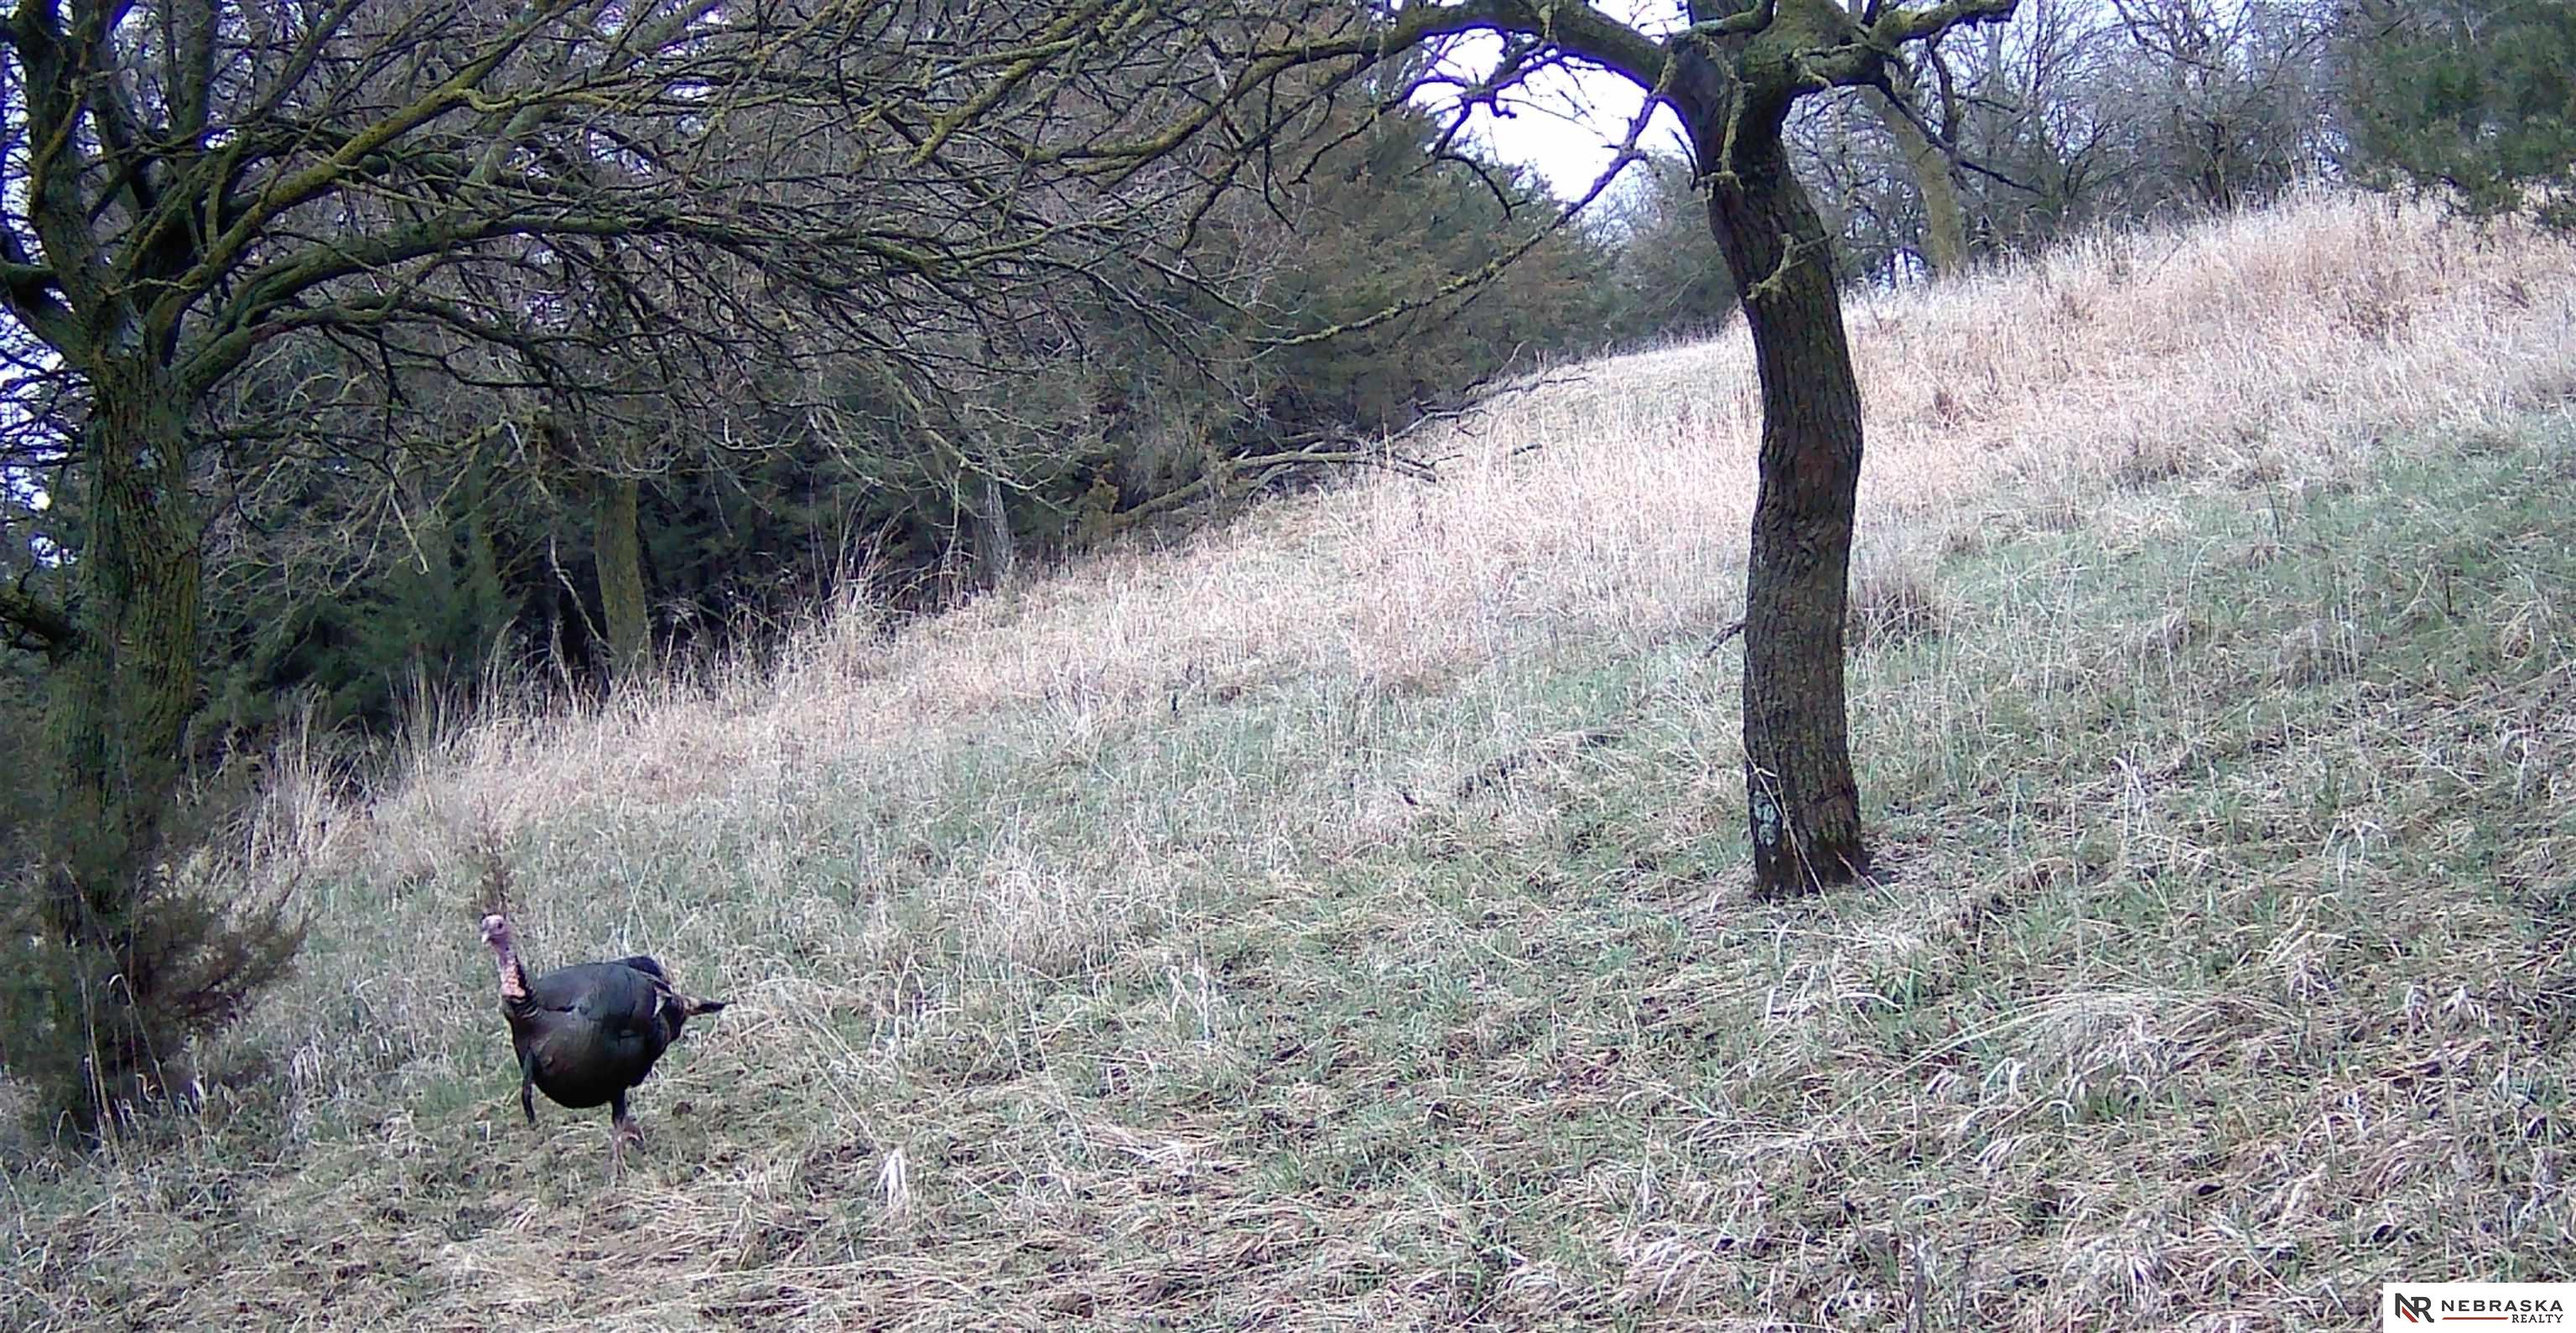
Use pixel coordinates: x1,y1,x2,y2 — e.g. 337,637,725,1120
2106,0,2337,211
1897,0,2338,252
1057,0,2023,895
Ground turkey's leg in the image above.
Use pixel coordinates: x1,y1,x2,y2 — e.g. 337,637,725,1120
608,1090,643,1180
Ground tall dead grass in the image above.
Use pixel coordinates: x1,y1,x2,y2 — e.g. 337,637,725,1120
300,187,2576,879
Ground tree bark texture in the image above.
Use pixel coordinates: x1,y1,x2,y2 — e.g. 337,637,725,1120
1873,61,1970,276
1842,0,1969,276
1681,44,1872,896
46,359,205,936
596,474,652,684
974,472,1018,588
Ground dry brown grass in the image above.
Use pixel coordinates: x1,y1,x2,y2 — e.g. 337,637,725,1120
299,189,2575,864
7,189,2575,1330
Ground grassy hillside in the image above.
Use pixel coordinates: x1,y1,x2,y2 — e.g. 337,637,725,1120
7,189,2575,1330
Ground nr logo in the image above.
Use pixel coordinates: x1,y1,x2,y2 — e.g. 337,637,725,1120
2392,1291,2435,1323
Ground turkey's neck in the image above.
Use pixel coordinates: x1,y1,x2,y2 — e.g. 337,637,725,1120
489,937,532,1008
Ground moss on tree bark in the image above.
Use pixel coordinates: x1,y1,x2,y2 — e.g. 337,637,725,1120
596,474,652,684
46,359,204,917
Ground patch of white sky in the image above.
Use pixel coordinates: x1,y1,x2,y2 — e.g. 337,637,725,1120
1431,0,2217,199
0,162,45,527
1416,0,1694,200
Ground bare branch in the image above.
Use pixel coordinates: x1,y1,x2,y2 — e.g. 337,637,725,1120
0,583,80,657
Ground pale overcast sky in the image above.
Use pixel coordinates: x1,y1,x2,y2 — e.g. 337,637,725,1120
1425,3,1695,198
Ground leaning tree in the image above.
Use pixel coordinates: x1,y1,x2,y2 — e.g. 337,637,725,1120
1058,0,2021,895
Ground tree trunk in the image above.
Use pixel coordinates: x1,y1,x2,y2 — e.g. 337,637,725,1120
1872,60,1970,277
41,357,213,1112
973,471,1017,588
1846,0,1968,277
595,473,652,683
46,360,205,926
1690,100,1872,898
460,450,512,672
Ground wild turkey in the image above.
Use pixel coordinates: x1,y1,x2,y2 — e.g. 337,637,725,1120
478,913,726,1175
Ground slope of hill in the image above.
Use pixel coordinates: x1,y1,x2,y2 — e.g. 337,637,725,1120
7,188,2575,1330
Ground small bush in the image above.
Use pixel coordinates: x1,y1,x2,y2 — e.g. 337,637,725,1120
0,853,304,1141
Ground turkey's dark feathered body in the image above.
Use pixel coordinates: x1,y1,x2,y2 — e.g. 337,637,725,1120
503,957,697,1113
480,914,724,1176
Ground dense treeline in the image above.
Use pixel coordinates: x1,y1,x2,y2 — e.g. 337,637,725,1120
179,93,1633,744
